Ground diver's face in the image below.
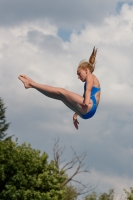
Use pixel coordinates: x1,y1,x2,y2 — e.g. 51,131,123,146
77,68,87,82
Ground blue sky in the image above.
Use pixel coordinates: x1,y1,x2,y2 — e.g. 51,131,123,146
58,28,72,42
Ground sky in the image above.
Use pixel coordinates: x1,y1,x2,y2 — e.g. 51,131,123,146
0,0,133,198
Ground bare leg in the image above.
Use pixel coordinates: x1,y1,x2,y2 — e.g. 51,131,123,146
18,75,92,117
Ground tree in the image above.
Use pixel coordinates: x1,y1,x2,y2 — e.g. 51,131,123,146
0,97,10,140
64,185,78,200
0,138,67,200
83,191,97,200
124,188,133,200
83,189,115,200
53,138,96,196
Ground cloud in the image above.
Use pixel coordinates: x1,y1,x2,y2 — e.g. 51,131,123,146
77,169,133,198
0,2,133,196
0,0,131,29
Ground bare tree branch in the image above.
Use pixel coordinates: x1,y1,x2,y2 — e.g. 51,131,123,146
53,137,66,169
53,138,96,195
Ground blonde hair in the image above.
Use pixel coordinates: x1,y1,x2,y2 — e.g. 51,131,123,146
78,47,97,73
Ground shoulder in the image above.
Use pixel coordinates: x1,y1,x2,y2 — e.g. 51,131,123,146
86,73,100,88
85,74,94,90
92,74,100,87
86,73,94,83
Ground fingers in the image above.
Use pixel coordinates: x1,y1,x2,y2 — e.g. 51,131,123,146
73,120,79,130
80,103,87,107
74,123,78,130
73,116,79,130
80,104,88,110
73,119,79,124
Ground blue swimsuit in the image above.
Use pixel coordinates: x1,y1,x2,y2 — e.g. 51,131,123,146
81,82,101,119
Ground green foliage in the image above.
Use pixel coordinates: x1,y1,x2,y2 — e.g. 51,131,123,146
0,98,10,140
0,138,67,200
99,189,114,200
83,191,97,200
124,188,133,200
63,185,78,200
83,189,114,200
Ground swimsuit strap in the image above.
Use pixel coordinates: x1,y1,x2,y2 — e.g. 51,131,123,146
91,87,101,96
84,82,101,96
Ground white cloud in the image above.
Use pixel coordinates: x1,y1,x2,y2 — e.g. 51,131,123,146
83,169,133,199
67,3,133,105
1,3,133,196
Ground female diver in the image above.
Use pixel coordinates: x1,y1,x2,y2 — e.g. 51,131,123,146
18,47,101,130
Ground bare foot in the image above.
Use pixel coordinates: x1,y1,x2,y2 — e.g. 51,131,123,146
18,75,33,89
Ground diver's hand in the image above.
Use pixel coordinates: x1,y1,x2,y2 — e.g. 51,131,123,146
80,100,88,110
73,113,79,130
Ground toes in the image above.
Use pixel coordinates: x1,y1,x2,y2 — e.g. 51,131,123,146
18,75,32,82
18,75,25,81
18,75,26,79
25,75,31,80
19,75,29,79
18,75,22,80
25,75,29,79
20,75,25,77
